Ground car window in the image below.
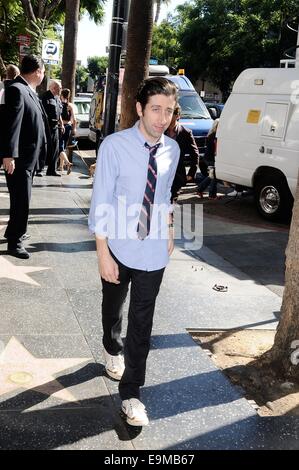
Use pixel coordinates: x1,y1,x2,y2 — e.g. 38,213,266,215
73,101,90,115
179,94,210,119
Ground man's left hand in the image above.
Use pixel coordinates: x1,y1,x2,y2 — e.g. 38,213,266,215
168,228,174,256
3,157,15,175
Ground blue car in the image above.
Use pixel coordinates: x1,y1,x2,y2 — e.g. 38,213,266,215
166,74,213,158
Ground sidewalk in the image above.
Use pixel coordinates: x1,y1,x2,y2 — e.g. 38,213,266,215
0,155,298,450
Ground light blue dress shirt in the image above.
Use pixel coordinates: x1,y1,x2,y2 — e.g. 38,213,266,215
88,121,180,271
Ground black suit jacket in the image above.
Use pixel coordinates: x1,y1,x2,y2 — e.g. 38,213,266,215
42,89,62,130
169,124,199,188
0,76,46,171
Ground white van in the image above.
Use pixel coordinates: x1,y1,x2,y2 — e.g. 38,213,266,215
216,68,299,221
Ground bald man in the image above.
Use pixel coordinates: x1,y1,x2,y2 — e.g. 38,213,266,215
42,79,63,176
5,64,20,81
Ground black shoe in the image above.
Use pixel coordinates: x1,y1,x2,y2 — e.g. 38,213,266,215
35,171,43,177
7,247,30,259
46,172,61,177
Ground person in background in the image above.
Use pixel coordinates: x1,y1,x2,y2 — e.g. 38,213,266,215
0,65,20,168
58,88,76,173
165,104,199,202
42,79,63,177
196,118,220,199
0,54,46,259
88,77,180,427
4,64,20,83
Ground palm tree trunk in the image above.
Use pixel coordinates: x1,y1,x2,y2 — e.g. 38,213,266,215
61,0,80,101
262,168,299,380
154,0,161,23
120,0,154,129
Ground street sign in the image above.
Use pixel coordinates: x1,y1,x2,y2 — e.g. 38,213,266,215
42,39,60,64
16,34,31,45
19,44,31,57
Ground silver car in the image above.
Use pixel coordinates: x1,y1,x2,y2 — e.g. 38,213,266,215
73,96,91,139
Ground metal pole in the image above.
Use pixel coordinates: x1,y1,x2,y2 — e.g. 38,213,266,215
103,0,130,137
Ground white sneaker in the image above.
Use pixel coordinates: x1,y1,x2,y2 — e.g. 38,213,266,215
103,348,125,381
227,189,238,197
121,398,149,426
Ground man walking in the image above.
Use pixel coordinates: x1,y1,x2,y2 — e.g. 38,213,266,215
0,54,46,259
89,77,180,426
42,79,63,176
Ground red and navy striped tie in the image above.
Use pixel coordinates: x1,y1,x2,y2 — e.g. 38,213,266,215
137,142,160,240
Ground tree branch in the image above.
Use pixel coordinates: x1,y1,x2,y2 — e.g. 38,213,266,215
20,0,36,22
38,0,46,18
44,0,63,19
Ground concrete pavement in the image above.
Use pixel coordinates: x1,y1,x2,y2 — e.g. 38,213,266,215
0,154,297,450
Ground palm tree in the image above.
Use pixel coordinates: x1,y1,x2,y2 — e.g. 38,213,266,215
154,0,170,24
258,168,299,380
120,0,154,129
61,0,80,100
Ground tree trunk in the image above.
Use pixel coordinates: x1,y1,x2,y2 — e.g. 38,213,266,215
154,0,161,23
0,51,6,78
61,0,80,101
263,169,299,379
120,0,154,130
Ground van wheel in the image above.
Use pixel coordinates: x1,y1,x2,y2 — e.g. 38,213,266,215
254,176,293,222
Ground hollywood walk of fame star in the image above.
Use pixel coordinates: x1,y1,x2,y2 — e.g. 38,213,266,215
0,337,92,402
0,256,49,286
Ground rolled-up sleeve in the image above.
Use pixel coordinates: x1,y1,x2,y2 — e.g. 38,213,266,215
88,137,119,236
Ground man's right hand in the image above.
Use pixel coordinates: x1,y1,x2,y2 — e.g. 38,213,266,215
3,157,15,174
98,252,120,284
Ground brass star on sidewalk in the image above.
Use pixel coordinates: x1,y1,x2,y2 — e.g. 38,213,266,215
0,337,92,402
0,257,49,286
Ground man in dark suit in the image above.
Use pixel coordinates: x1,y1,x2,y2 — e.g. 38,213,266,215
0,64,20,167
165,105,199,201
42,79,63,176
0,54,46,259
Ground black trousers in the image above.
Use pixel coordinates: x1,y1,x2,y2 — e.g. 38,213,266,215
101,253,165,400
5,168,32,249
46,128,59,175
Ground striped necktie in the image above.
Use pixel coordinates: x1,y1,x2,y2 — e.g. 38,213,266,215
137,142,160,240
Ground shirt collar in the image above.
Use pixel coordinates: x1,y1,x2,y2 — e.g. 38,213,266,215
133,120,165,148
20,75,36,93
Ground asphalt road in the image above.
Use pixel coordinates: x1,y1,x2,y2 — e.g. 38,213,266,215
179,184,289,298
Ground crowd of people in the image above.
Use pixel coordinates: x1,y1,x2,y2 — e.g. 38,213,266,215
0,54,77,259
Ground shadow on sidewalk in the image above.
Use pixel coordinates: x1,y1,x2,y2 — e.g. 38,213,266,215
0,362,134,449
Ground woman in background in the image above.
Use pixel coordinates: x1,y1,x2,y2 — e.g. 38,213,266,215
58,88,76,174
